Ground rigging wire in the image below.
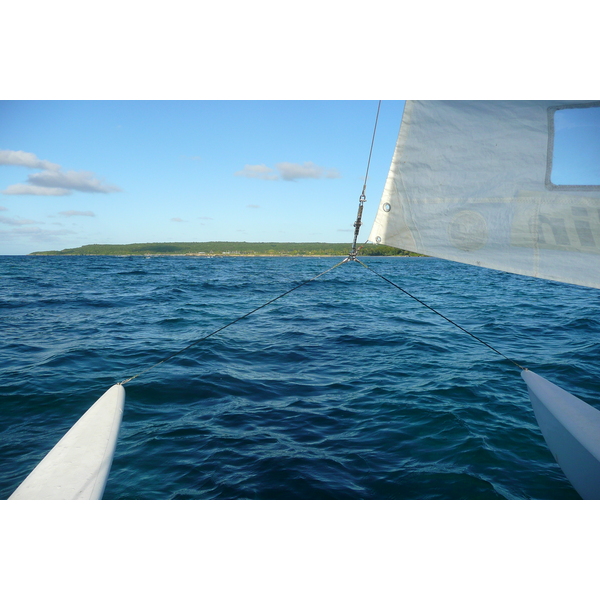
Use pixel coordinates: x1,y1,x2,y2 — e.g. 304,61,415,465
349,100,381,260
361,100,382,196
118,259,347,385
354,257,526,371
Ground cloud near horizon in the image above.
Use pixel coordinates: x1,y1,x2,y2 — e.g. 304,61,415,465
0,216,41,226
235,161,340,182
0,149,121,196
59,210,95,217
0,226,76,245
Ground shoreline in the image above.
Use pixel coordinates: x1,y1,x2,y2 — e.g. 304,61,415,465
27,242,421,258
26,253,423,258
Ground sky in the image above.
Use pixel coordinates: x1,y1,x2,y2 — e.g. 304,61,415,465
2,101,599,255
0,100,405,254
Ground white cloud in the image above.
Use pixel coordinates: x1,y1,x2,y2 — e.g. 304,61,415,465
247,204,260,209
171,217,185,222
59,210,95,217
28,170,121,193
276,161,340,181
234,164,278,180
0,149,60,171
2,184,72,196
0,206,7,211
235,161,340,181
0,149,121,196
0,216,41,226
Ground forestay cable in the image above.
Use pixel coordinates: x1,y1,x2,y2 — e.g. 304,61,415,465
118,259,347,385
349,101,381,260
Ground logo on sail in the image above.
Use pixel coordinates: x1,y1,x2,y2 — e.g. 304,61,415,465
448,210,488,252
511,200,600,253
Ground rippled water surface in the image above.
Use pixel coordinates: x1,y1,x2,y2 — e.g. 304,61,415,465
2,255,599,499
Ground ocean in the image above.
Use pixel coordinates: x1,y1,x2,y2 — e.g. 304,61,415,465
2,254,599,500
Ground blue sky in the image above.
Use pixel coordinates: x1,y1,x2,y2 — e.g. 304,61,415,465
0,101,405,254
2,101,599,255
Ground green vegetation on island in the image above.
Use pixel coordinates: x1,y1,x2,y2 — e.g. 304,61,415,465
30,241,420,257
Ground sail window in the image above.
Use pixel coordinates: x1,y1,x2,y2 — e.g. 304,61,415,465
383,203,391,212
547,103,600,189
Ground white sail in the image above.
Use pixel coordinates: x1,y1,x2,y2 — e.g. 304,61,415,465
370,100,600,289
369,101,600,499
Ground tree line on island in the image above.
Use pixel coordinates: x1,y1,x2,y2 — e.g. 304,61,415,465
30,242,421,257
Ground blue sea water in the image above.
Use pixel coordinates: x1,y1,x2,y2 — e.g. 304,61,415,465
1,255,599,500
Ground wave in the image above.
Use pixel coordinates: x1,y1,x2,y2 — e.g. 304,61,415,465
1,255,594,500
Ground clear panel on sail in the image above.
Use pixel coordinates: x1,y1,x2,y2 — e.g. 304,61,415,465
369,101,600,289
548,104,600,188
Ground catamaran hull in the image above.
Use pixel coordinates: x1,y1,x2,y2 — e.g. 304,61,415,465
522,370,600,500
9,384,125,500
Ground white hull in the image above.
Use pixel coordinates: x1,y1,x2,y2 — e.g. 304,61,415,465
9,385,125,500
522,370,600,499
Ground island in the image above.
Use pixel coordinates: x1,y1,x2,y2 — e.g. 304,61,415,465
30,242,420,257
